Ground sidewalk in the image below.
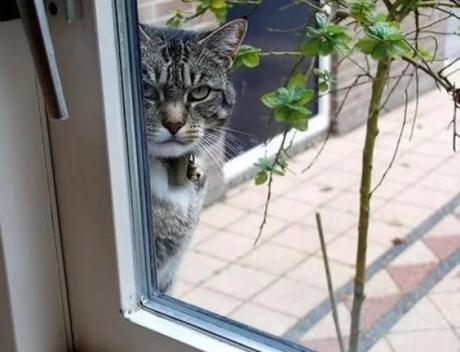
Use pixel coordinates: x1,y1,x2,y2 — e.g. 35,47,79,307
173,88,460,351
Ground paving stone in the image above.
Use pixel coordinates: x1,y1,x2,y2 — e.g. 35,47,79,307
430,292,460,327
325,235,386,267
424,235,460,261
430,268,460,293
196,231,255,261
225,212,288,241
200,203,246,228
372,202,434,228
390,297,450,332
366,270,401,297
344,295,401,331
230,303,297,336
286,255,354,291
387,262,437,294
285,181,341,205
269,223,325,254
387,329,459,352
302,336,349,352
266,197,314,222
239,243,305,275
204,264,275,300
182,287,242,316
176,251,228,284
425,215,460,238
367,338,395,352
391,241,438,266
303,208,358,235
252,278,324,318
302,303,351,340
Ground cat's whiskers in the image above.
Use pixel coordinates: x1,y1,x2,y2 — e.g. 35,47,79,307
201,133,241,160
194,139,223,176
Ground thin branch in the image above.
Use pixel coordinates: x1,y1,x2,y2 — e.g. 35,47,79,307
316,213,345,352
254,130,289,245
381,63,412,108
370,90,409,197
409,69,420,141
301,127,332,173
259,51,303,56
404,14,452,36
402,55,452,91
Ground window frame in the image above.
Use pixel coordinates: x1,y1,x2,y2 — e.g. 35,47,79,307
41,0,328,350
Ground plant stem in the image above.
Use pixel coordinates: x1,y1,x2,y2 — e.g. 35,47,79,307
348,58,391,352
316,213,345,352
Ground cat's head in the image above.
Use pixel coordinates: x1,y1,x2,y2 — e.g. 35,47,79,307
139,19,247,158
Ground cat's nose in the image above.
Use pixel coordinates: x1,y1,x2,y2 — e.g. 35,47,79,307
163,120,184,135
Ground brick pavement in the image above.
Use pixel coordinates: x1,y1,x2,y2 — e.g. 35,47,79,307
172,89,460,351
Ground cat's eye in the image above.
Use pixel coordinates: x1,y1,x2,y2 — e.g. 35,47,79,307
142,81,158,101
188,86,211,101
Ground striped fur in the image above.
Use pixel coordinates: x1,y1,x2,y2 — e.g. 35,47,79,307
140,19,247,292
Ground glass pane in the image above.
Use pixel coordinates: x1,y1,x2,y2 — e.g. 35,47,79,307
121,1,460,351
135,1,322,350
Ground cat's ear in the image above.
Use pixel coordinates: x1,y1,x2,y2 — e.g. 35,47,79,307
198,18,248,69
139,24,150,43
138,24,165,48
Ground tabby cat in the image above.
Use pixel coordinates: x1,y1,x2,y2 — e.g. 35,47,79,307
140,19,247,292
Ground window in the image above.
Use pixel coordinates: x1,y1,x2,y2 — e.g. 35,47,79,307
3,1,460,352
115,1,328,351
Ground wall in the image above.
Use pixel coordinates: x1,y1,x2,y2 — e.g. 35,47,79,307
0,21,69,352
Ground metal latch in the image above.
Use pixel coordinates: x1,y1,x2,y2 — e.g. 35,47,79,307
16,0,81,120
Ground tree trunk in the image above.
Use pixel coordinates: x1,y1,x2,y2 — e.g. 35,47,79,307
348,58,391,352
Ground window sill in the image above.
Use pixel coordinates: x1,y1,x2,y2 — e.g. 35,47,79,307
125,308,253,352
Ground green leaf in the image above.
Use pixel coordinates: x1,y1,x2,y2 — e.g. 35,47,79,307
234,45,261,69
319,82,329,92
211,0,227,9
166,10,186,27
301,40,320,56
286,110,309,131
417,47,434,61
274,107,290,122
315,13,328,28
357,22,411,60
298,89,314,105
287,72,307,90
304,18,350,57
349,0,377,25
242,52,260,67
356,38,377,54
261,92,282,109
319,41,335,55
210,6,227,22
285,104,311,115
255,157,272,171
254,170,268,185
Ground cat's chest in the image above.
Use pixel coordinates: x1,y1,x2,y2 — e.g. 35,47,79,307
149,157,194,212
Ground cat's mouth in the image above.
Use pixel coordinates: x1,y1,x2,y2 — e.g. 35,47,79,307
159,137,186,145
149,137,194,158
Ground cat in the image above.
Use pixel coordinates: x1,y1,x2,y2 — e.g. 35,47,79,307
139,19,247,293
